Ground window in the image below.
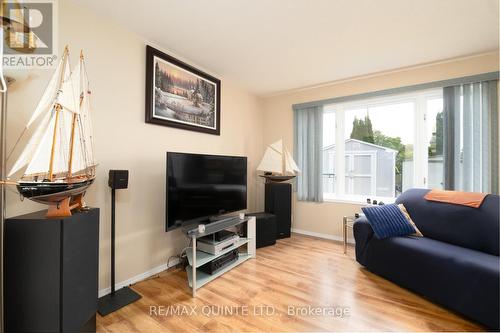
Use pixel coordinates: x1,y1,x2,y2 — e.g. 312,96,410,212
322,89,443,202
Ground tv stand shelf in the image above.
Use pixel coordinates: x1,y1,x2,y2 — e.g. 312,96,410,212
183,216,256,297
186,237,251,268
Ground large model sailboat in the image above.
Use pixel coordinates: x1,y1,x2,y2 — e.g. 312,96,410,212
7,46,97,217
257,139,300,182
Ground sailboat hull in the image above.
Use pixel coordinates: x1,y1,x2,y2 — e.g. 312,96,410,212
17,178,94,204
259,175,296,182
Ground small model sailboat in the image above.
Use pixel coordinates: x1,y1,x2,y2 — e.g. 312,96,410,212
257,139,300,182
6,46,97,217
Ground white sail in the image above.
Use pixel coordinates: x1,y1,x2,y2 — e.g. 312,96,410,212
9,47,96,180
53,109,73,174
284,148,300,174
14,67,82,176
58,62,80,114
257,139,300,175
24,109,58,175
71,115,88,173
70,61,96,173
270,139,283,154
25,52,65,128
8,108,53,176
23,107,69,176
81,104,97,169
79,65,96,169
257,146,282,173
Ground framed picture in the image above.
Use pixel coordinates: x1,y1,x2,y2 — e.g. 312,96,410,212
145,45,221,135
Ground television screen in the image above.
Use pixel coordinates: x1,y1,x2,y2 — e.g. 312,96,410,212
166,152,247,231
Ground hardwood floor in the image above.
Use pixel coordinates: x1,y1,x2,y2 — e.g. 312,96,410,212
97,234,484,332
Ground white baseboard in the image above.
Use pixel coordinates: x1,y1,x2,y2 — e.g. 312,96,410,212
98,257,180,298
291,228,355,244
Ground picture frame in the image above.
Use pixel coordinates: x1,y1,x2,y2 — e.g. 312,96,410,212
145,45,221,135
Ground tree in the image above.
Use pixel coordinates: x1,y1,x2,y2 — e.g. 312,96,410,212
155,62,161,88
427,111,444,157
435,111,443,155
373,130,406,174
350,114,374,143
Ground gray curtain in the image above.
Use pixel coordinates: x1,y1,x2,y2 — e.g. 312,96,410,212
294,105,323,202
443,80,498,194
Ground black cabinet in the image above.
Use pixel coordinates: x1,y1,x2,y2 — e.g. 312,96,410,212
4,208,99,333
265,182,291,239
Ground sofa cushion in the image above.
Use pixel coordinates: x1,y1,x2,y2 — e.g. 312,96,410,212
396,189,500,256
362,235,500,329
398,204,423,237
362,204,416,239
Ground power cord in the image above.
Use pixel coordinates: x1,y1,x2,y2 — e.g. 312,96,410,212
166,238,192,270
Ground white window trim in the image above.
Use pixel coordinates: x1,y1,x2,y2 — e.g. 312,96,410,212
323,88,443,203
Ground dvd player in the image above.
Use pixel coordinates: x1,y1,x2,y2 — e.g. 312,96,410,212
199,249,239,275
198,231,239,255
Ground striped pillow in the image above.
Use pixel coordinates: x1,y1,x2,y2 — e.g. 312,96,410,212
362,204,416,239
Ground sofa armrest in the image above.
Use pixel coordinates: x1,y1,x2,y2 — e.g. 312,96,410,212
353,216,374,265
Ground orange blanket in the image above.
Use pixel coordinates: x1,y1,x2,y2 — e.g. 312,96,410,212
424,189,488,208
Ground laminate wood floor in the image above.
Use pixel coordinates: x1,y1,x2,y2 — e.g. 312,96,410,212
97,234,484,332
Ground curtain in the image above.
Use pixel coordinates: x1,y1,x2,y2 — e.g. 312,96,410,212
293,105,323,202
443,80,498,194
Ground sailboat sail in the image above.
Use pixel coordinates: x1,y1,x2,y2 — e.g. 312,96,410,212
58,62,81,114
77,62,96,171
7,46,97,217
257,139,300,175
68,60,96,174
8,109,53,177
257,146,282,173
284,148,300,174
8,47,96,180
25,109,60,176
269,140,283,154
26,56,65,128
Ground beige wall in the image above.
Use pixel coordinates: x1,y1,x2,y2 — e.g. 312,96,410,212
4,0,498,290
262,52,499,240
5,0,264,291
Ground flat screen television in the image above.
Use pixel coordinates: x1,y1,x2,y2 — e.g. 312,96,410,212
166,152,247,231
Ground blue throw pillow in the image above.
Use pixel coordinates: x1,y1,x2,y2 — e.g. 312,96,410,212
361,204,416,239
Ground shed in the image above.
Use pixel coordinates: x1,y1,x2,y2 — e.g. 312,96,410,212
323,139,397,197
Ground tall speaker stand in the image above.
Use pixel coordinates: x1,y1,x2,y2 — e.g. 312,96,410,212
97,188,141,316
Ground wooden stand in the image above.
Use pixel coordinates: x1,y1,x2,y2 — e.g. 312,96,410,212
46,194,86,218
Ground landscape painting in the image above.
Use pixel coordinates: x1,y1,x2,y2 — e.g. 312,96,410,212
145,46,221,135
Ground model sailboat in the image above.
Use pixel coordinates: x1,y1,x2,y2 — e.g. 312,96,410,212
257,139,300,182
7,46,97,217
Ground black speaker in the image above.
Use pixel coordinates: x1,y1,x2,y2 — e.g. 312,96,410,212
246,212,277,248
99,169,141,316
265,182,292,239
108,170,129,189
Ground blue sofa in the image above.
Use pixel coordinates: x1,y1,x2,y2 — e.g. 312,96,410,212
354,188,500,329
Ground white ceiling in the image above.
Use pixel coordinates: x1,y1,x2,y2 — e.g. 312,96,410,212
71,0,499,96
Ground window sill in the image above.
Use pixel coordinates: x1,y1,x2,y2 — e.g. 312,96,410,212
323,197,367,205
322,195,396,205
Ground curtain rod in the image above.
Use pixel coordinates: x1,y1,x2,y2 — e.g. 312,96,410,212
293,71,499,111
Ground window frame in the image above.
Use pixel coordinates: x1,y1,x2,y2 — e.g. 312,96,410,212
322,88,443,204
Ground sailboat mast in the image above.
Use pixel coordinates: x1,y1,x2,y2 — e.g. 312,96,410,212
48,46,69,181
67,51,84,179
48,104,61,181
67,114,77,178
